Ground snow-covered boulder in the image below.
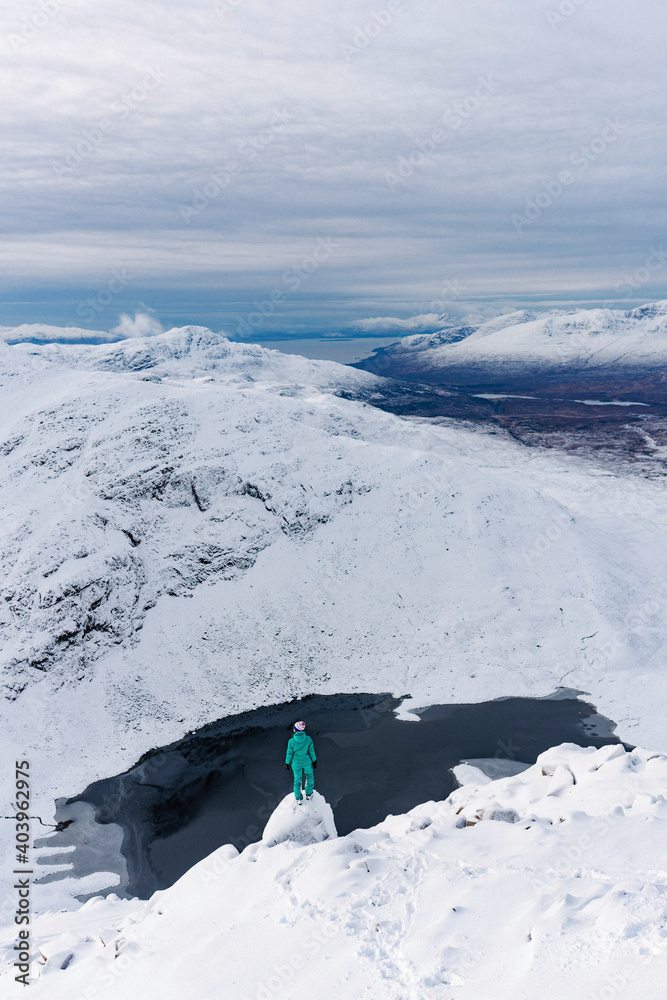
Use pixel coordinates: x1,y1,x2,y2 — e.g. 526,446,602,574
448,741,667,829
262,791,337,847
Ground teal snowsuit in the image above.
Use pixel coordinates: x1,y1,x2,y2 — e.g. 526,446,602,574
285,732,316,800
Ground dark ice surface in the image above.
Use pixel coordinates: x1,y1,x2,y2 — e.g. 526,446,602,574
39,691,629,899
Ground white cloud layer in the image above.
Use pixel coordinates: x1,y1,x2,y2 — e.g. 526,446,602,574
1,0,666,327
348,313,448,334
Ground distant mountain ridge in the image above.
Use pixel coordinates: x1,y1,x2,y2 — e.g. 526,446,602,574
0,323,114,345
354,302,667,383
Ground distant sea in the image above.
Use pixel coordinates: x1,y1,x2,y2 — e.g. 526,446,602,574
235,336,400,364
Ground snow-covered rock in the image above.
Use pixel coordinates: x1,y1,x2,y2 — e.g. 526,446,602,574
261,791,337,847
4,743,667,999
449,741,665,825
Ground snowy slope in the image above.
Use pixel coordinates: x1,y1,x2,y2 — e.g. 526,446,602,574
0,328,387,697
358,302,667,377
366,314,521,357
1,326,667,818
4,743,667,999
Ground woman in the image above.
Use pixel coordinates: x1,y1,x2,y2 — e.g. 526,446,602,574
285,720,317,802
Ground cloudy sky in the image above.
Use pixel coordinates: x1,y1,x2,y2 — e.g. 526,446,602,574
1,0,666,337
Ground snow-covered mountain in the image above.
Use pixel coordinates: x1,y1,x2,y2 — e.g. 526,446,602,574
0,327,388,698
5,742,667,998
356,302,667,381
2,323,667,998
0,324,115,345
2,325,666,817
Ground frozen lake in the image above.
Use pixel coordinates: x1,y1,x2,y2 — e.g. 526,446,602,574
40,692,628,899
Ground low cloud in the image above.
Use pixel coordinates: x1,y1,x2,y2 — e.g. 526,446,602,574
111,311,164,340
347,313,449,335
0,324,113,344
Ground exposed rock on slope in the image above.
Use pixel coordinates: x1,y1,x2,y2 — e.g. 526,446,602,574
0,330,388,695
